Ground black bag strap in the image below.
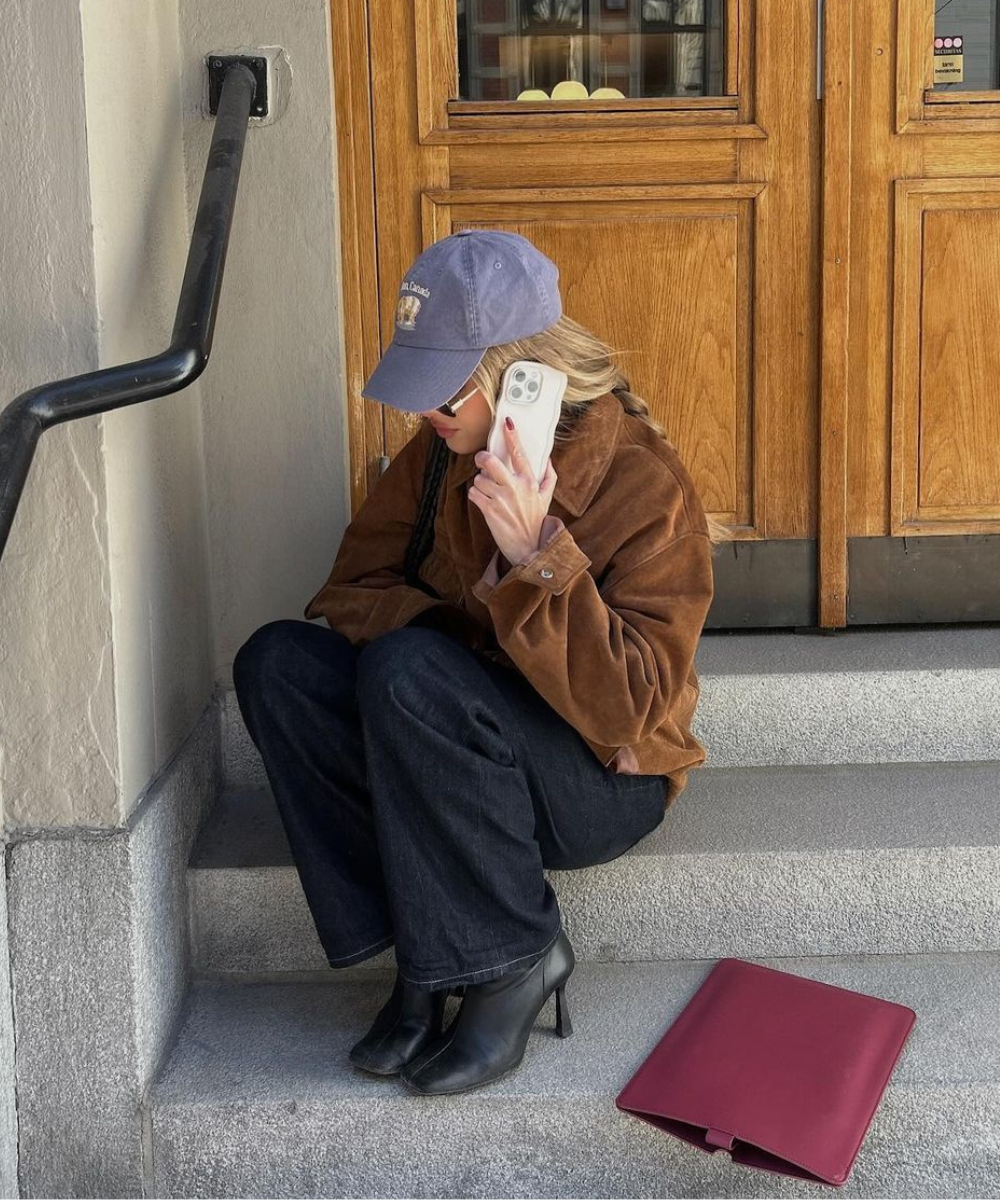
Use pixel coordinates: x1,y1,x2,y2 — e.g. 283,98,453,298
403,431,450,595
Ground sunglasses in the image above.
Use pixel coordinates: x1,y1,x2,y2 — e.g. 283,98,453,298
436,385,478,421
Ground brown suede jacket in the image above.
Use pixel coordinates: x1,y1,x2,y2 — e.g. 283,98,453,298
303,390,715,809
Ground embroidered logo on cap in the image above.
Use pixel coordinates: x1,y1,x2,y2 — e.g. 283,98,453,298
395,293,422,330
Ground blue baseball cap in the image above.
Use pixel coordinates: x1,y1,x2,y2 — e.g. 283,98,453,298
361,229,562,414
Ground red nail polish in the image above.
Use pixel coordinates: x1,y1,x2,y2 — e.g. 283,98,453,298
505,416,514,430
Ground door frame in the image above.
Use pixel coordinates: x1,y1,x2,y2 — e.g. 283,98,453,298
818,0,854,627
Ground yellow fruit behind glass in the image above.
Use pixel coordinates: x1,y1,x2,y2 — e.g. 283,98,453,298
550,80,590,100
589,86,626,99
516,88,551,100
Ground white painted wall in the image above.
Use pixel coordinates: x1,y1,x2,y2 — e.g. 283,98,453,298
0,0,349,825
80,0,216,814
0,1,119,830
177,0,348,683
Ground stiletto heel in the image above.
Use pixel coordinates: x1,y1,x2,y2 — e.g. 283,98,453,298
554,983,573,1038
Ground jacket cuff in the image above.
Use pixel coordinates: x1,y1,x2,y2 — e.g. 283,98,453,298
472,516,591,602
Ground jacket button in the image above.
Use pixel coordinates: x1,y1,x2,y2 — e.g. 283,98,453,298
540,567,554,579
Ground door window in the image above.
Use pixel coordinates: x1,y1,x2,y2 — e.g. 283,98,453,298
932,0,1000,91
456,0,727,101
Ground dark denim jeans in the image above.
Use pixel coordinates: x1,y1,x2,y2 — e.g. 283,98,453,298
232,619,669,992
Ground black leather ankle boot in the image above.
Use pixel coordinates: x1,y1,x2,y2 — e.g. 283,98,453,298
399,925,575,1095
349,970,453,1075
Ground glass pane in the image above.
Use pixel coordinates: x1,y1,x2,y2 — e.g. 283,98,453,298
933,0,999,91
456,0,727,102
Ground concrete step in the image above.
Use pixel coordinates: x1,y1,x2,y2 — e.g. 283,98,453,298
187,759,1000,974
147,950,1000,1198
221,626,1000,788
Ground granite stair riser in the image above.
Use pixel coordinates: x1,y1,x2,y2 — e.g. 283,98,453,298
221,625,1000,786
188,759,1000,974
221,662,1000,788
189,845,1000,974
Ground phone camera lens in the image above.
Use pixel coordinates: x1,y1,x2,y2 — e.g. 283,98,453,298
513,370,526,382
527,380,539,392
510,386,523,399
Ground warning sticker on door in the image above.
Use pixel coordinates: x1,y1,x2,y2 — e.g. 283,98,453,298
934,36,964,84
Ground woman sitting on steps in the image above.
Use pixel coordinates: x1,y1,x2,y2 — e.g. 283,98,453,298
232,228,725,1096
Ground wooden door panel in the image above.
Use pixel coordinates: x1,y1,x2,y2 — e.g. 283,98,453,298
893,181,1000,530
446,140,739,189
422,187,764,529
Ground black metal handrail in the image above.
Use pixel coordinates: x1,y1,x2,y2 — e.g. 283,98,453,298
0,62,257,564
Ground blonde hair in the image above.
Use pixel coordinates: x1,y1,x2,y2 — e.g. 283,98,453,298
469,313,733,550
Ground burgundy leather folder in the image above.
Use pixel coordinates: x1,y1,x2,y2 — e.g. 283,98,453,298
615,957,917,1187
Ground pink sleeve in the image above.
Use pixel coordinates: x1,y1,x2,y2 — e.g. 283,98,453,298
477,515,566,590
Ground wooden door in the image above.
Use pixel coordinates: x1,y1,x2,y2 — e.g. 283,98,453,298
330,1,824,628
820,0,1000,625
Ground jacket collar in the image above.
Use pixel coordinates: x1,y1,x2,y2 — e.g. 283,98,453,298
446,390,623,518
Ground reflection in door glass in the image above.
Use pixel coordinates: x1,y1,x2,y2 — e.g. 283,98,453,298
933,1,999,90
456,0,726,101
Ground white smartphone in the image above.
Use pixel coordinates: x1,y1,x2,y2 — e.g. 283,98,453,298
487,360,568,483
